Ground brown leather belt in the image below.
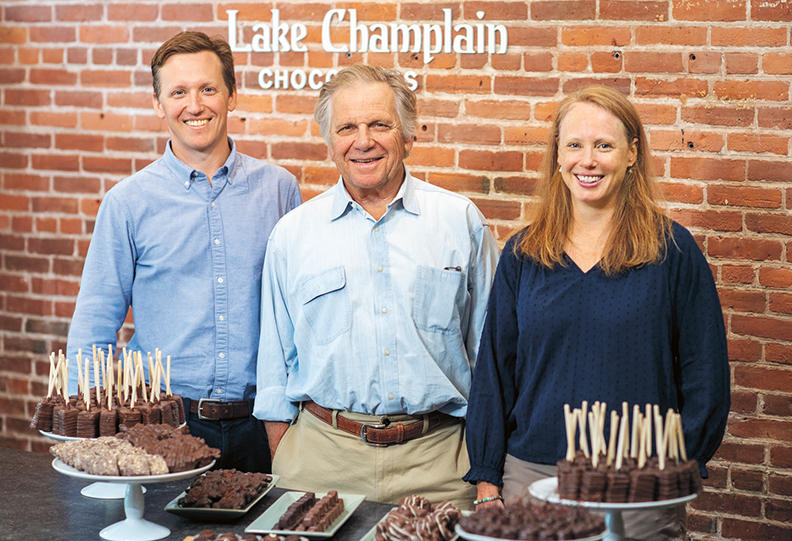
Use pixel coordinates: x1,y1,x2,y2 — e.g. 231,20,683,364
303,400,458,447
189,398,250,421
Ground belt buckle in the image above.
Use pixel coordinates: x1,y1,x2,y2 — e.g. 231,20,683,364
360,421,390,447
197,398,221,420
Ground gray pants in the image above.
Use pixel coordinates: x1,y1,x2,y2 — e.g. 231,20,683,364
502,454,686,541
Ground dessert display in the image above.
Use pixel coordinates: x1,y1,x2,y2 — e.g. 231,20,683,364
31,348,186,438
277,491,345,532
556,401,702,503
375,495,461,541
184,532,308,541
458,500,605,540
50,423,219,475
178,469,274,509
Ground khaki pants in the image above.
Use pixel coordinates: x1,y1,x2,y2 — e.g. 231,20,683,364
502,454,686,541
272,406,476,510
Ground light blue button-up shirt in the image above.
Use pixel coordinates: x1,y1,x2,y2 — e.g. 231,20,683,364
254,171,499,422
66,140,302,401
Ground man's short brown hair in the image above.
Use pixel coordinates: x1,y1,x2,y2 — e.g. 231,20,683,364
151,31,236,100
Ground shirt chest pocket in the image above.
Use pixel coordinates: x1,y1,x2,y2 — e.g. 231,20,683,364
300,266,351,344
413,265,465,335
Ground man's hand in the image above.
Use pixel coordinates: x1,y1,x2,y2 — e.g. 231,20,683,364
265,421,290,458
474,481,504,511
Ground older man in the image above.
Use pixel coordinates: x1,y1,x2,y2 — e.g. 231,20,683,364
67,32,301,473
254,64,498,507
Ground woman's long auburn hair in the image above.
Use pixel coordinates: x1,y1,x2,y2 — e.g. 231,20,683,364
516,85,673,276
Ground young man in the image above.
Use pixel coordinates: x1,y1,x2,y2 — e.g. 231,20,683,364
67,32,301,472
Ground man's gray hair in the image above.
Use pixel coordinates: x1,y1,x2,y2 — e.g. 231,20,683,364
314,64,417,145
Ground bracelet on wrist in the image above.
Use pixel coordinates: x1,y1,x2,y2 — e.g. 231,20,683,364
473,495,503,506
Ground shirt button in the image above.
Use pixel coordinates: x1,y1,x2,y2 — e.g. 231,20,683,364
377,266,383,272
388,394,394,400
218,353,225,359
374,227,379,232
217,277,224,283
218,315,225,321
217,389,223,394
384,349,390,356
184,181,190,188
381,307,387,314
211,202,216,207
214,239,220,245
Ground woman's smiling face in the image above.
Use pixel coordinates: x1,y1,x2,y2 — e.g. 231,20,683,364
557,101,637,215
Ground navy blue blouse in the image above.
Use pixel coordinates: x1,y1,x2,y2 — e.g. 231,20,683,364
464,222,730,486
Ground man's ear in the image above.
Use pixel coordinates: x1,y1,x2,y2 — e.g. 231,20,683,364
152,92,165,119
228,87,238,112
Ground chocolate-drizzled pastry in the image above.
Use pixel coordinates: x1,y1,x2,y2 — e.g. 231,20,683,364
375,496,460,541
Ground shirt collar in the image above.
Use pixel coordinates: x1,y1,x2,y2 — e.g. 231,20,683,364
163,138,239,191
330,167,420,220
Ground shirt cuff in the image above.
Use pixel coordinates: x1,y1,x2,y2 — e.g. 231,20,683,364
253,386,299,422
463,464,504,487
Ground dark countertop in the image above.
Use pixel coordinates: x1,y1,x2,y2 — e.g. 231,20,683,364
1,447,393,541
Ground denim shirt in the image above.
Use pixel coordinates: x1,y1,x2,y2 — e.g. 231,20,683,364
254,171,499,422
66,140,302,401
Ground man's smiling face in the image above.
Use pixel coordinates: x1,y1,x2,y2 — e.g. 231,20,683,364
327,82,413,201
152,50,237,167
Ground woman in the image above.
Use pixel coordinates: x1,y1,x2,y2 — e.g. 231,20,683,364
463,86,729,540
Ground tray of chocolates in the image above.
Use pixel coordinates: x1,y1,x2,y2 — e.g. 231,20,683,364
165,470,279,521
245,491,365,538
360,495,465,541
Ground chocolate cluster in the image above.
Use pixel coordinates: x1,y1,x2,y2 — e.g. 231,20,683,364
375,495,460,541
184,531,308,541
458,501,605,541
557,451,702,503
179,469,273,509
277,491,345,532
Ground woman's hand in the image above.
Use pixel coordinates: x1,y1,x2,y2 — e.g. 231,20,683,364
474,481,505,511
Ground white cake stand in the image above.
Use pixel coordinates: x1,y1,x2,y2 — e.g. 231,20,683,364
53,458,214,541
41,430,138,499
529,477,697,541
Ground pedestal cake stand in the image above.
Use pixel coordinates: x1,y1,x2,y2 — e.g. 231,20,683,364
529,477,697,541
53,458,214,541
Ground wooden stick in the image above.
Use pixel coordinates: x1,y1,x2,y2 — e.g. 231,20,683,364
615,414,628,470
117,349,123,404
46,352,57,399
654,405,665,470
84,357,91,412
76,349,83,396
676,413,688,462
638,416,647,469
579,401,590,459
136,352,148,403
61,351,69,399
589,411,599,467
598,402,607,456
607,410,619,466
94,351,101,409
166,355,172,397
564,404,576,461
147,352,154,400
630,405,641,459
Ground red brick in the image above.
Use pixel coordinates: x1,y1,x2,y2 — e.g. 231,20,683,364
652,129,723,152
625,52,684,73
690,491,761,517
0,273,29,293
28,237,74,256
464,100,532,121
600,1,668,20
471,198,522,221
766,498,792,523
0,68,26,84
731,468,765,492
731,389,758,413
770,445,792,468
459,150,523,172
591,51,622,73
728,133,789,155
715,80,789,101
83,157,133,175
438,123,501,145
462,2,527,19
724,516,792,539
748,160,792,183
56,4,103,21
709,186,782,209
4,255,50,273
753,0,792,20
732,314,792,342
427,173,489,194
563,78,631,95
490,53,522,71
763,53,792,75
4,89,51,107
53,258,84,277
6,5,52,22
493,176,538,196
29,111,78,128
107,3,159,21
561,26,631,46
29,26,76,43
659,182,703,205
32,196,79,214
495,76,559,96
503,127,550,146
718,288,766,313
687,512,716,535
673,0,746,21
532,1,596,19
0,193,30,210
746,214,792,236
764,394,792,417
506,27,557,48
769,474,792,496
558,52,588,72
54,134,104,152
636,25,708,46
759,267,792,288
105,137,155,154
703,463,728,488
6,296,51,317
31,154,80,173
670,157,745,181
682,105,754,127
767,343,792,366
270,142,327,162
425,75,492,95
669,209,742,232
758,106,792,130
81,69,132,87
53,176,102,194
406,147,455,168
712,26,787,47
1,132,51,149
725,52,759,75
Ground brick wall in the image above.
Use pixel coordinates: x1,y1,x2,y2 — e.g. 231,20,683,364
1,1,790,538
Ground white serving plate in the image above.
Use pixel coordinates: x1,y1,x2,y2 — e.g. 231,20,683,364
529,477,697,511
245,491,366,538
455,524,607,541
